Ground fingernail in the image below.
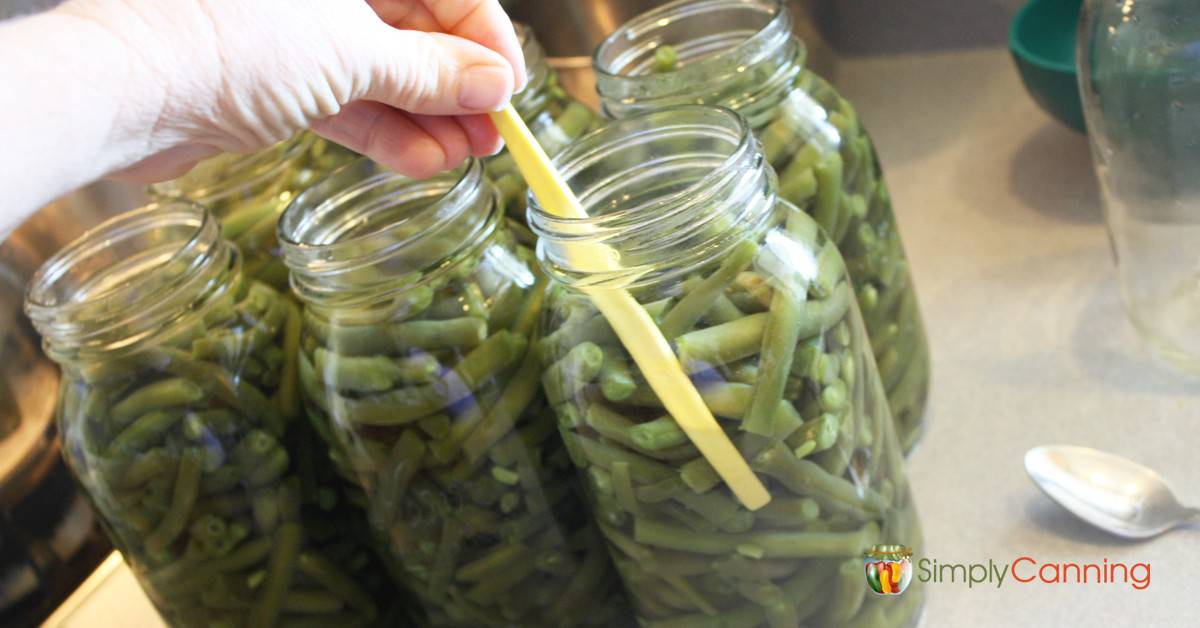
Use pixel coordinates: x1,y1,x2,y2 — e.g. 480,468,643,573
459,65,512,111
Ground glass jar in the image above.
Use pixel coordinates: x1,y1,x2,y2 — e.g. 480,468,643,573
25,203,390,627
485,24,600,243
1079,0,1200,372
594,0,930,451
151,133,358,291
278,158,631,627
530,106,924,628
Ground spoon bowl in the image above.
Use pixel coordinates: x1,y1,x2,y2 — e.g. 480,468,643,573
1024,445,1199,539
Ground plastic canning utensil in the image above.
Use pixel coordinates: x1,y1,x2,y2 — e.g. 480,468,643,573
488,104,771,510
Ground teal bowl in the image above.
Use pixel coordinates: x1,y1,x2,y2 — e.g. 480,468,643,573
1010,0,1086,133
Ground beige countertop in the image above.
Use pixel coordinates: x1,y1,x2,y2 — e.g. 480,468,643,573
836,46,1198,626
47,45,1196,628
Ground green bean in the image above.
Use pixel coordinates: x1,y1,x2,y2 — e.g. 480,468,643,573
110,378,204,427
654,45,679,72
461,345,541,462
634,516,872,558
282,590,344,614
116,449,175,490
677,283,852,371
820,558,868,625
144,448,205,557
659,240,758,339
309,315,483,357
313,348,405,393
248,522,302,628
753,441,886,517
295,551,379,620
108,408,186,455
742,279,806,436
597,346,636,402
333,331,526,425
276,301,302,420
542,341,603,405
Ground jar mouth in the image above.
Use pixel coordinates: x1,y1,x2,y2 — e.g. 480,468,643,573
529,105,774,288
593,0,800,114
150,134,312,204
25,201,229,353
279,157,497,306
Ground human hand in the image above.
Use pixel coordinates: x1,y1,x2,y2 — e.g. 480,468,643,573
59,0,526,181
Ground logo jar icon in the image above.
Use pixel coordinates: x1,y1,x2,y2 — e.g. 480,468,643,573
864,545,913,595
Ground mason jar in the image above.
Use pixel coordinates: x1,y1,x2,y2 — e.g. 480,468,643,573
531,106,924,628
278,158,631,627
151,133,358,291
486,24,600,243
25,203,392,627
1079,0,1200,373
594,0,930,452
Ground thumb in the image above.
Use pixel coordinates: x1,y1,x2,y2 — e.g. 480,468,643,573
354,27,517,116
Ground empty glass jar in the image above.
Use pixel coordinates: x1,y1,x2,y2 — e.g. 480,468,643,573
594,0,930,451
531,105,923,628
1079,0,1200,372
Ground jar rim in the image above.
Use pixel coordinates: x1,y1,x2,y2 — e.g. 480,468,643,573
593,0,793,84
278,157,498,307
528,105,754,232
25,201,232,354
529,104,775,289
149,134,312,204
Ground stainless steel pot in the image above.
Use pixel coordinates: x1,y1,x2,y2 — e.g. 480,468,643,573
0,180,143,626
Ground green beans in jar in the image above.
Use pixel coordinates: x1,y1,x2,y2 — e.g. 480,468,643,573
26,203,391,627
530,106,924,628
595,0,930,452
279,158,633,627
150,133,359,292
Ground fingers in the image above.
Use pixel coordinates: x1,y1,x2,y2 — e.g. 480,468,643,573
418,0,526,89
368,0,525,89
357,28,515,115
455,113,504,157
313,101,478,179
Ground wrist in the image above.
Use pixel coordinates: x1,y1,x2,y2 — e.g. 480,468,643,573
47,1,174,167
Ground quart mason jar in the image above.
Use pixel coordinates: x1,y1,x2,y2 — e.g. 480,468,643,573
278,158,631,627
25,203,389,627
486,24,600,243
594,0,930,451
151,133,358,291
1079,0,1200,372
531,106,924,628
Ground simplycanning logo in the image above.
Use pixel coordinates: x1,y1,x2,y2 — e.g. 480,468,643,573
864,545,914,595
863,545,1151,593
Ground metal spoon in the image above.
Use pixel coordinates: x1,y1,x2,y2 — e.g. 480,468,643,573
1024,445,1200,539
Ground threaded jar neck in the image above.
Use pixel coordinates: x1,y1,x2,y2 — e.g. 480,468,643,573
594,0,804,126
511,22,554,121
278,158,499,311
150,134,312,208
25,202,237,359
528,105,776,290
